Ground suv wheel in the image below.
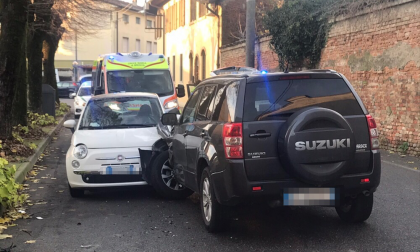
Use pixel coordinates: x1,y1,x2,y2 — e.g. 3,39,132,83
150,151,193,199
335,193,373,223
200,168,228,232
68,183,84,198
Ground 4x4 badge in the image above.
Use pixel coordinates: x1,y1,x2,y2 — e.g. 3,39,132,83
295,139,351,151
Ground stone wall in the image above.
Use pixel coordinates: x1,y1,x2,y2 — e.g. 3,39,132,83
220,0,420,156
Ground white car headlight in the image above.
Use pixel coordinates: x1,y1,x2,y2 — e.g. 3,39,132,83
73,144,88,159
164,101,178,109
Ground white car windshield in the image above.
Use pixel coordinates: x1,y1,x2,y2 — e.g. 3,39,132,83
79,97,162,130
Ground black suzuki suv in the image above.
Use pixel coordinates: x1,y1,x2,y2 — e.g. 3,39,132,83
159,70,381,232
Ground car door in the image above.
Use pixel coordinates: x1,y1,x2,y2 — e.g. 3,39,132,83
184,85,217,190
172,88,203,185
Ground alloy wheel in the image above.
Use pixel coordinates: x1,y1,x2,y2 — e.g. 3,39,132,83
161,160,183,191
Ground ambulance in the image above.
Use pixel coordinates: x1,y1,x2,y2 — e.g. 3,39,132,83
91,51,185,112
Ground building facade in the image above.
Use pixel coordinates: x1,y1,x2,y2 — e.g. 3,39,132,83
151,0,221,106
55,0,158,69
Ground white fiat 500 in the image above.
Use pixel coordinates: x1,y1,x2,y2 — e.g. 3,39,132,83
64,93,164,197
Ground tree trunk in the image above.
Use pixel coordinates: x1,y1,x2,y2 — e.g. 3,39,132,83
12,24,29,126
0,0,29,139
27,30,44,113
43,39,60,104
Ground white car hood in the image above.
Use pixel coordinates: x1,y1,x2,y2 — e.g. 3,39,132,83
72,128,160,149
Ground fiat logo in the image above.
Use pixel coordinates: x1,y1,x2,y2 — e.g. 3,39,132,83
117,155,124,162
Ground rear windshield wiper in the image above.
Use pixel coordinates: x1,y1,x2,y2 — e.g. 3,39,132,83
257,112,294,120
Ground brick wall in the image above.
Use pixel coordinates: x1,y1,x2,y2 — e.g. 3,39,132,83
320,0,420,156
220,36,279,71
220,0,420,156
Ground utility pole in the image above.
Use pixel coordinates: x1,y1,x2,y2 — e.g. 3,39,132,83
245,0,256,67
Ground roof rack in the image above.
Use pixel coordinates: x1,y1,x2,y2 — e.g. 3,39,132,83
299,69,337,73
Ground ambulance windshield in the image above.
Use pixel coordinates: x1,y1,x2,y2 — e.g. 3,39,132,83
107,70,174,96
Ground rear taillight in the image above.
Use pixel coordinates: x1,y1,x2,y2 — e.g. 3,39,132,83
223,123,243,159
72,82,77,86
366,115,379,150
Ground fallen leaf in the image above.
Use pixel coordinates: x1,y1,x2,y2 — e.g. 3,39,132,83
58,190,64,193
414,167,418,170
36,217,43,220
408,161,414,164
81,245,92,248
21,229,32,236
23,184,29,187
7,224,17,227
33,179,40,183
28,203,34,206
53,137,57,140
29,189,37,192
0,225,7,234
0,218,11,224
38,187,44,189
25,240,36,244
0,234,12,239
50,178,57,180
35,202,47,205
41,177,49,179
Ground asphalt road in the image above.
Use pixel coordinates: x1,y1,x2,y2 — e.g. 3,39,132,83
1,100,419,252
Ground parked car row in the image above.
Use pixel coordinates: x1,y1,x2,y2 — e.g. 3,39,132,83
64,69,381,233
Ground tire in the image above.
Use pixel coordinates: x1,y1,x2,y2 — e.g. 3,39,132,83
150,151,193,199
68,183,84,198
335,193,373,223
200,167,229,232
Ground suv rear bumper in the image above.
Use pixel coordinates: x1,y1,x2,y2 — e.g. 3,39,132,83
210,151,381,206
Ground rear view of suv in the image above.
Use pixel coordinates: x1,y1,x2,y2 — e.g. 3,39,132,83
161,70,381,232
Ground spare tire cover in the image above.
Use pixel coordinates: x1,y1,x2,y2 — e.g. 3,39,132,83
278,107,356,185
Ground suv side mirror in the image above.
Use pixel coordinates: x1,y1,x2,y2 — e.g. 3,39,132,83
176,84,185,98
161,113,178,126
70,93,76,99
94,89,103,95
168,108,180,114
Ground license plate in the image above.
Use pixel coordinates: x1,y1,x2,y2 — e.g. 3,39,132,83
102,165,139,175
283,188,336,206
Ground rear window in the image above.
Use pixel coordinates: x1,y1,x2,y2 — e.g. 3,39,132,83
244,79,363,121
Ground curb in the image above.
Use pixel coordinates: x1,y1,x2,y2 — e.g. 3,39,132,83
13,112,71,183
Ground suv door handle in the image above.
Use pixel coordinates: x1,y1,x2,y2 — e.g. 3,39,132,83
200,131,207,138
183,131,188,137
250,132,271,138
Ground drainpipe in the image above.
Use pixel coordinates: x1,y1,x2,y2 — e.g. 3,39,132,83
146,2,165,55
206,3,220,69
116,12,119,53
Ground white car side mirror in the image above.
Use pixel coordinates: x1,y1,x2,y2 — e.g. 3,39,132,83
70,93,76,99
64,119,76,133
